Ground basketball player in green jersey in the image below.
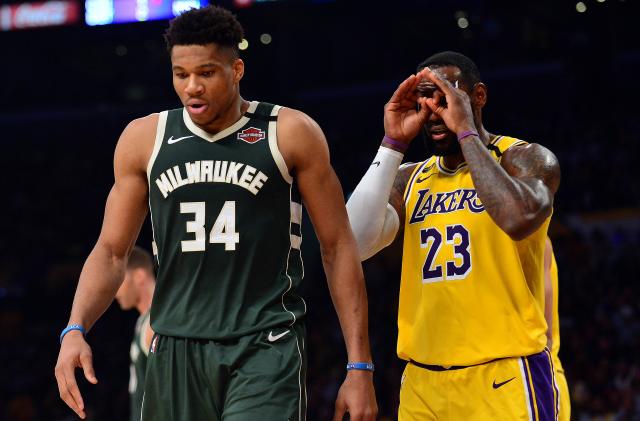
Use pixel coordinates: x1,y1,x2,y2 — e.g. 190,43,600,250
54,5,377,421
113,246,155,421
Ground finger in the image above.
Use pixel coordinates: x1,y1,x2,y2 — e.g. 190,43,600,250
332,400,347,421
424,67,456,95
62,368,86,418
416,97,431,122
389,74,418,102
425,98,445,117
80,352,98,384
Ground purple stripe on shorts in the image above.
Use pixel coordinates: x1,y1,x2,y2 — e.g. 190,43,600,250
521,357,537,419
526,351,557,421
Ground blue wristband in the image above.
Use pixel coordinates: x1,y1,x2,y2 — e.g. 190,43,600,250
60,324,85,344
346,362,375,372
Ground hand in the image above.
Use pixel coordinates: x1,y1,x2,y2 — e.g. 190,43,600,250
54,331,98,419
421,67,477,135
333,370,378,421
383,72,431,144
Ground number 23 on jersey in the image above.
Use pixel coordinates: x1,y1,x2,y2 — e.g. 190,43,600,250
420,224,472,283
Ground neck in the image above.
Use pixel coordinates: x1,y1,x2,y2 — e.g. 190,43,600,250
441,123,494,170
197,94,249,135
136,284,154,315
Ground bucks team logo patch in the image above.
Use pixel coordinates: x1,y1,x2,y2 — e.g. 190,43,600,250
237,127,266,144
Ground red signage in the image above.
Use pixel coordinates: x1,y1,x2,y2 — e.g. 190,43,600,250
1,1,80,31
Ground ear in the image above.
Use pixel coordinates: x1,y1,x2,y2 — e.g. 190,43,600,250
131,268,147,287
233,58,244,83
472,82,487,109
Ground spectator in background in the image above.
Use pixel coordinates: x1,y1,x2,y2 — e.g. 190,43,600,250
114,246,155,421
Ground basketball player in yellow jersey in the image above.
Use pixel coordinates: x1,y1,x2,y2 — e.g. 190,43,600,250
347,51,561,420
544,238,571,421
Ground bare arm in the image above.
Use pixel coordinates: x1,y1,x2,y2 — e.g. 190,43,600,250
459,140,560,240
278,108,376,421
388,162,419,236
55,114,156,419
543,237,554,349
421,67,560,240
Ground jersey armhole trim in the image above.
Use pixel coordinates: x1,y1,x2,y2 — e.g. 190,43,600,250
403,160,428,205
146,111,168,183
268,105,294,184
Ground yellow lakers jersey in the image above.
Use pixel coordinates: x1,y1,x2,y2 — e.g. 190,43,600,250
398,136,549,366
549,247,564,370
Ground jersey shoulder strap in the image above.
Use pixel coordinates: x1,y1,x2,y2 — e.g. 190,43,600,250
403,157,437,203
486,135,528,160
244,102,278,121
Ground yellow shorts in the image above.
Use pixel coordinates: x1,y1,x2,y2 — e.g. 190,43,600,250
399,349,558,421
553,362,570,421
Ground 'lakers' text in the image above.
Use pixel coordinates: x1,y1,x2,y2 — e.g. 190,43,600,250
155,160,268,198
409,188,484,224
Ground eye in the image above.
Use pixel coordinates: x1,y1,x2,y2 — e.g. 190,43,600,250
201,71,214,77
175,73,188,79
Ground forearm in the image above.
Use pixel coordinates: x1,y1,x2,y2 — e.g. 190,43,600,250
322,240,372,362
460,136,548,238
68,242,128,330
346,145,402,260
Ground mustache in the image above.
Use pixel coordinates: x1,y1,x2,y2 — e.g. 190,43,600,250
426,123,452,133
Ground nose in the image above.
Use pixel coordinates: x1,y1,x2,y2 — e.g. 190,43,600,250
428,111,442,123
185,75,204,96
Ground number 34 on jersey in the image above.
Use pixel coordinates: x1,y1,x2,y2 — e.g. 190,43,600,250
180,201,239,252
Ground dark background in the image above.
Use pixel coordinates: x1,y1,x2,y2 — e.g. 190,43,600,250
2,0,640,419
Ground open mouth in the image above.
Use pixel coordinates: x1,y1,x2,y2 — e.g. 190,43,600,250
429,126,451,141
187,103,208,115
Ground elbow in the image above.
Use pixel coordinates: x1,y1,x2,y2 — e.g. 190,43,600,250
501,206,552,241
503,222,535,242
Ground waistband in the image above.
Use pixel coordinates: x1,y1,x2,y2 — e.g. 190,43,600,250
409,348,550,371
409,357,502,371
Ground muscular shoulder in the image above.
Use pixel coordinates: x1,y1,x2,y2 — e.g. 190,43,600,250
114,113,159,175
501,143,561,194
276,107,329,172
277,108,326,145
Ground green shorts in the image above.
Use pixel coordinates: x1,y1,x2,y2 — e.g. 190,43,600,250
141,323,307,421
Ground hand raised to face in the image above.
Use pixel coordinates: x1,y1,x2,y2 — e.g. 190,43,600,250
419,67,477,135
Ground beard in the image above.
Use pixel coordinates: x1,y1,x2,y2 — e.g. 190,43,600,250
421,127,462,156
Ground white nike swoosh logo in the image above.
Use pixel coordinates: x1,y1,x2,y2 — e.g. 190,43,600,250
267,330,290,342
167,135,194,144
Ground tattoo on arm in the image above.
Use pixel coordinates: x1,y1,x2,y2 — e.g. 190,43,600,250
501,144,561,195
389,163,419,233
463,140,560,239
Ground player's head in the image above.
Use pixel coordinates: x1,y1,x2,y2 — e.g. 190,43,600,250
416,51,487,156
164,5,245,127
115,246,155,311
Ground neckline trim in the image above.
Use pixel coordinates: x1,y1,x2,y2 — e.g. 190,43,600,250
182,101,259,143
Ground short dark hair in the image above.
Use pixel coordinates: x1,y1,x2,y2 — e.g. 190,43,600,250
164,5,244,56
127,246,154,276
417,51,482,87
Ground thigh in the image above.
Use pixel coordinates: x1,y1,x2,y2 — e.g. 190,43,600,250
448,351,557,421
141,335,222,421
222,323,307,421
398,363,440,421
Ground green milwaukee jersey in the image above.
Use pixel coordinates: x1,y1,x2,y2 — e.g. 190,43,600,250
147,101,306,340
129,311,149,421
